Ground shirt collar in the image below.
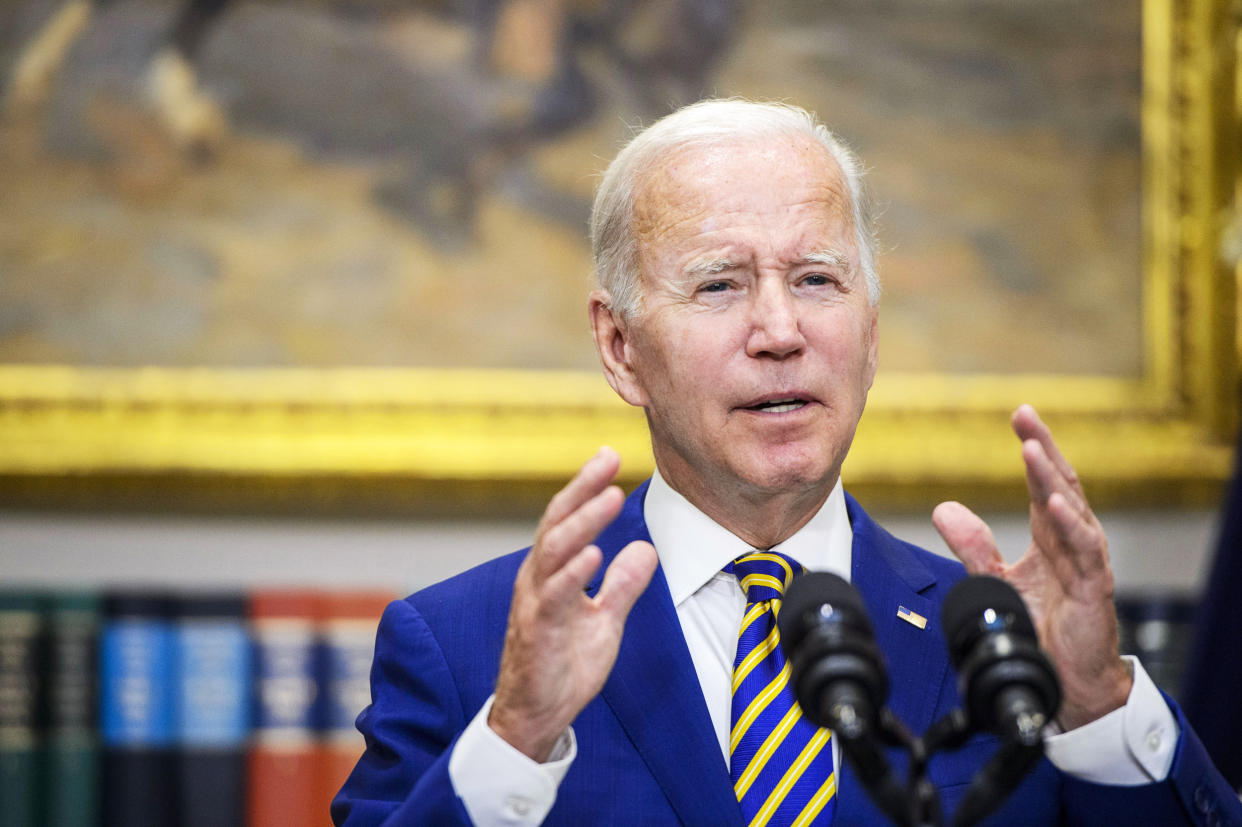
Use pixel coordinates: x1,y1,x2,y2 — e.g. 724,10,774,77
645,469,853,607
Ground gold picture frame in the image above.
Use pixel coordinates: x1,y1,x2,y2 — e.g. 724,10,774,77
0,0,1237,514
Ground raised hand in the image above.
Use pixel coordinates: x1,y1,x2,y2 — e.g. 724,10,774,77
489,447,659,761
931,405,1132,731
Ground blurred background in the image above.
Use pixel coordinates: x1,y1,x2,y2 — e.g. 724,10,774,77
0,0,1239,823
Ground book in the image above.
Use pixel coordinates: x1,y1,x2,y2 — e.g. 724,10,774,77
0,584,392,826
100,592,177,827
0,592,44,827
318,591,393,815
43,592,100,827
248,590,324,827
175,593,250,827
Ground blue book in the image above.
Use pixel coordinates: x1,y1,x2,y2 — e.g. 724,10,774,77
174,593,250,827
100,593,176,827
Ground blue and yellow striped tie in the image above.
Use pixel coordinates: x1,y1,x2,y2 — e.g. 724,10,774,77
726,551,836,826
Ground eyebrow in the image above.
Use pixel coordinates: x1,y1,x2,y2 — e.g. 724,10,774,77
682,257,738,278
679,249,854,280
799,250,853,272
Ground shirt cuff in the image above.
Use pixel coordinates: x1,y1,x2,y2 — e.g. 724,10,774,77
447,695,577,826
1044,656,1179,785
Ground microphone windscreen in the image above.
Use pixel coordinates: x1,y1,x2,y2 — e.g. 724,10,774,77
941,575,1037,662
779,572,870,652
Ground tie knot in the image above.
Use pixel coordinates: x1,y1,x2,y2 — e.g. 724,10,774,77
726,551,802,604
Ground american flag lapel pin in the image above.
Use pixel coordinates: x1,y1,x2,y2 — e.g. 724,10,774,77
897,605,927,629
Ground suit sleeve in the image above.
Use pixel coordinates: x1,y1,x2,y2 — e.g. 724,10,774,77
331,598,474,826
1059,694,1242,826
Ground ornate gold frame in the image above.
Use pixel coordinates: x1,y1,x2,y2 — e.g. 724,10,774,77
1,0,1237,513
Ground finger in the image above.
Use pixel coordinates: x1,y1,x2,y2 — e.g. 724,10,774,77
595,541,659,621
1012,405,1085,500
1022,438,1087,516
932,501,1006,576
540,543,606,607
533,484,625,581
538,447,622,537
1046,492,1109,578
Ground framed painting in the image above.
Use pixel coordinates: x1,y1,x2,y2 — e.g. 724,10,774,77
0,0,1236,513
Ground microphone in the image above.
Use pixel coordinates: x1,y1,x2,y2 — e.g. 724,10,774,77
940,576,1060,746
780,573,910,826
779,572,887,737
940,576,1061,827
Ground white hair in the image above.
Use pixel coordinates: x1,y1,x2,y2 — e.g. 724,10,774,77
590,98,881,319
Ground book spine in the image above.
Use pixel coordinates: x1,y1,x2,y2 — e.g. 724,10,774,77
101,593,177,827
319,593,392,817
248,591,324,827
0,593,44,827
43,592,100,827
174,593,250,827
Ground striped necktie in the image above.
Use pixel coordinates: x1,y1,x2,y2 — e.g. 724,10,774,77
726,551,836,827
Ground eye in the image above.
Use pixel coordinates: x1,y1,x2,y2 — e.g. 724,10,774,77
699,280,732,293
800,273,839,288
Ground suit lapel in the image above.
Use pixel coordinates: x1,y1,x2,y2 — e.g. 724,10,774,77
837,495,952,820
585,486,954,825
846,493,946,734
589,483,744,827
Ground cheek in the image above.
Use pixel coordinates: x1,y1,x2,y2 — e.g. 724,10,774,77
814,316,876,380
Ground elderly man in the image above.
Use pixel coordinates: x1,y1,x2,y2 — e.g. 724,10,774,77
333,99,1238,825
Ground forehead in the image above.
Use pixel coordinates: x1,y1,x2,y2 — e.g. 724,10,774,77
631,135,856,264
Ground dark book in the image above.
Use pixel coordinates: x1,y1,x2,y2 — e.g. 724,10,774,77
0,592,44,827
43,592,100,827
174,592,250,827
101,592,177,827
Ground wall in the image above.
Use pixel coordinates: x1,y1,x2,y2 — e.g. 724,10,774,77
0,506,1223,597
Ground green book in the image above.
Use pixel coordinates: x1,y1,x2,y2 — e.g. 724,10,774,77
43,593,100,827
0,592,44,827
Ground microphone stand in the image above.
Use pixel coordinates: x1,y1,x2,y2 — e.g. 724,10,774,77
875,709,942,827
843,702,1047,827
834,703,922,827
834,703,955,827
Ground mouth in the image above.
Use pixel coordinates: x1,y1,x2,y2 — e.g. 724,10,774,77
740,395,814,414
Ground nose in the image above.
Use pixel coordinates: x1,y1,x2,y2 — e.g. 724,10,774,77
745,281,805,359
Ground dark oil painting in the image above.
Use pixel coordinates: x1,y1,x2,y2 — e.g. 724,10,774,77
0,0,1142,375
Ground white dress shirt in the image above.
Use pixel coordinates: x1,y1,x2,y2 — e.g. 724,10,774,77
448,472,1178,825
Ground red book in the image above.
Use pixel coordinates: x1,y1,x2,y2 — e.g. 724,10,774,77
247,591,323,827
317,592,394,817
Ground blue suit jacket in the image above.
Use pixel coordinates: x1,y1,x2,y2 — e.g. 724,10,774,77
333,482,1239,825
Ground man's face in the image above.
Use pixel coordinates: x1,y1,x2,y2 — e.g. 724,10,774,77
601,135,879,507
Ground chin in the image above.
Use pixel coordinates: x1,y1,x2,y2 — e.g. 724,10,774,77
733,452,837,496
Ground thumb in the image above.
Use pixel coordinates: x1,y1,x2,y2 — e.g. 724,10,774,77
932,501,1005,577
595,540,658,620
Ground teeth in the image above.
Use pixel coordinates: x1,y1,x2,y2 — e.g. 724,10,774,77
755,398,806,413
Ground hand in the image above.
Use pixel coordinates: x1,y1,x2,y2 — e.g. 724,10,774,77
489,447,659,761
932,405,1132,731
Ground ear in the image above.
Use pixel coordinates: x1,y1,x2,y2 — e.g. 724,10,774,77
589,290,648,407
863,306,880,390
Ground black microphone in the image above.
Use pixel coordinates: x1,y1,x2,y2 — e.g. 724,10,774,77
940,576,1060,746
780,573,911,826
940,576,1061,827
779,573,887,737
